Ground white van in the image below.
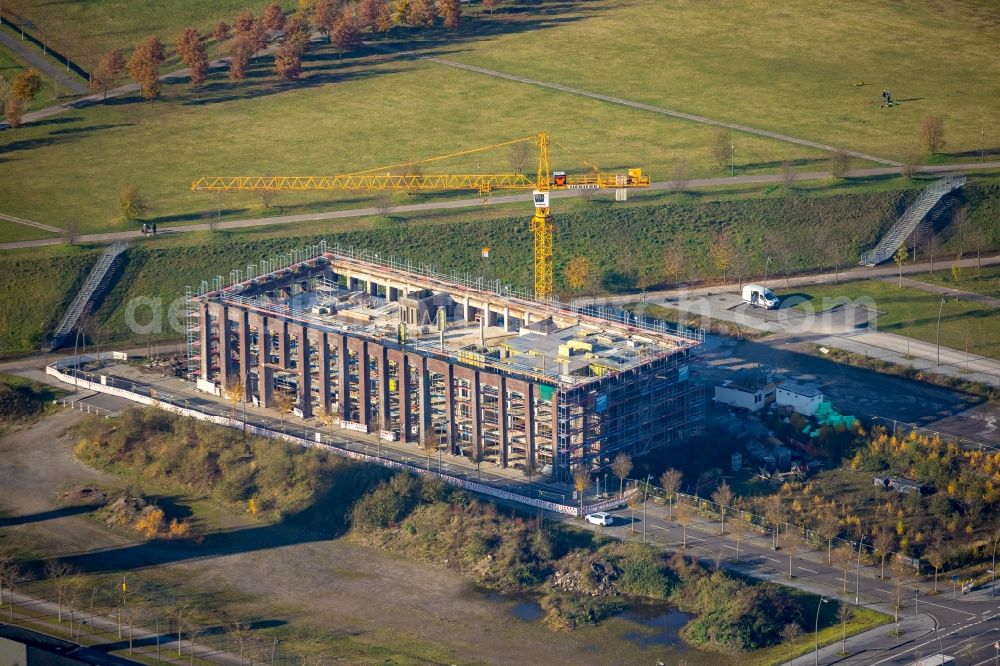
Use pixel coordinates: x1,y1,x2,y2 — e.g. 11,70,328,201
742,284,779,309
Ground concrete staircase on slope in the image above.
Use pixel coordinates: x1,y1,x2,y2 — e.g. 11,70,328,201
860,175,966,267
48,242,127,350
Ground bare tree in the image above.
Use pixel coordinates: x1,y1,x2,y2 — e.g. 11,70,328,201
832,543,855,593
779,529,803,579
44,560,76,622
817,513,840,564
627,489,642,533
670,158,691,192
781,160,795,188
375,192,394,218
610,453,633,498
730,510,746,561
62,219,80,245
873,527,895,579
273,388,295,431
660,468,682,519
925,538,947,594
675,501,694,548
918,116,946,154
509,141,530,174
711,481,733,535
712,127,732,172
829,149,850,178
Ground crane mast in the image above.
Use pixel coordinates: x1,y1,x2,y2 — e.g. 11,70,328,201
191,132,650,300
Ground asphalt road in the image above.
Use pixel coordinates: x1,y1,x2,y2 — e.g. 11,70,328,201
585,505,1000,665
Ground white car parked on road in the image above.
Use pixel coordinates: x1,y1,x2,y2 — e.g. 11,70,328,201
585,512,613,526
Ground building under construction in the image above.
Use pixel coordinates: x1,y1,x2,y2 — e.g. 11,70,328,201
188,242,704,482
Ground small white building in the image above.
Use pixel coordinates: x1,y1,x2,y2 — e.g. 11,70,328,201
775,380,824,417
714,379,774,412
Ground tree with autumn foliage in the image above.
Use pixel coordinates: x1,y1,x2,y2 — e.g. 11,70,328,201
314,0,340,39
91,48,126,101
408,0,438,26
127,36,166,100
374,1,394,35
12,69,42,106
482,0,500,16
175,27,209,88
212,20,232,57
274,28,309,79
234,9,256,35
360,0,383,32
393,0,410,26
263,3,286,32
331,14,362,56
439,0,461,29
564,255,593,292
3,96,25,128
228,35,253,86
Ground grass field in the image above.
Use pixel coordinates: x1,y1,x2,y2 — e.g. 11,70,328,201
0,40,828,234
450,0,1000,163
0,219,58,243
911,264,1000,298
791,279,1000,359
4,0,292,69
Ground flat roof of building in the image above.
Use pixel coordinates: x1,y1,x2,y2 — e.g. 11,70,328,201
777,380,823,398
196,250,700,388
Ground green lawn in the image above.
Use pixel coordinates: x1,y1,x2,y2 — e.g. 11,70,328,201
451,0,1000,164
791,279,1000,359
910,264,1000,299
0,219,58,243
0,40,826,235
748,605,889,666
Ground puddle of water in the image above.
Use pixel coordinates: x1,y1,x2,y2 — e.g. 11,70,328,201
617,603,692,649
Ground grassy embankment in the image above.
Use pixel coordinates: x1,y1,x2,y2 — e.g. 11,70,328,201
66,406,887,663
2,180,999,356
0,184,927,354
790,278,1000,359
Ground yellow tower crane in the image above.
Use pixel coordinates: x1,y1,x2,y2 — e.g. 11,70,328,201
191,132,650,300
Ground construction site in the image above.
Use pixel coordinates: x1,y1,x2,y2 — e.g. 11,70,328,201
187,243,704,483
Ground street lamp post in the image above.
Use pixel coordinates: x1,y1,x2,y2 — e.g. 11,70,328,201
992,530,1000,598
730,143,735,177
814,596,828,665
855,535,866,605
936,298,946,365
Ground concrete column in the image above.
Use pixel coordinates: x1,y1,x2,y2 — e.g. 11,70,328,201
441,363,455,451
470,371,482,457
297,324,312,418
464,295,472,322
524,312,533,327
336,334,349,421
497,375,508,467
238,310,251,400
256,315,273,409
275,319,289,369
525,383,536,468
375,344,389,432
212,304,231,388
503,306,512,332
199,302,211,381
483,302,491,327
348,339,370,429
417,356,431,443
316,331,330,414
